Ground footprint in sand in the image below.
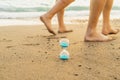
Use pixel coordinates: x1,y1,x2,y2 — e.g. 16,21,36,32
42,35,67,39
27,36,34,38
6,46,14,48
86,67,92,70
111,76,118,80
27,35,41,38
0,38,12,42
22,43,40,46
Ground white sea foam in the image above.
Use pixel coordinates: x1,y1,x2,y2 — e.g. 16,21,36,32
0,0,120,26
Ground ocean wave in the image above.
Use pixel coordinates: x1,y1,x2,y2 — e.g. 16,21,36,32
0,10,120,19
0,0,120,12
0,0,120,19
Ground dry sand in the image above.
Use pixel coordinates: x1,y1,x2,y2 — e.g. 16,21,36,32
0,19,120,80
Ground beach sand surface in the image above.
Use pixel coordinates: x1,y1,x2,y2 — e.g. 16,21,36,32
0,19,120,80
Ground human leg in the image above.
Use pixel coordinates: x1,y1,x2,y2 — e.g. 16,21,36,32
85,0,112,42
56,5,73,33
102,0,119,35
40,0,74,35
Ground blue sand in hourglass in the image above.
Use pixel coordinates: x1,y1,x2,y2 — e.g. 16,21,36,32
59,53,69,60
60,41,69,48
59,49,69,60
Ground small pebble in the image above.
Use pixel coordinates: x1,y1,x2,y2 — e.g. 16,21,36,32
88,67,92,70
116,58,119,60
19,57,21,59
74,74,79,76
114,77,117,80
112,48,115,49
45,52,48,54
78,65,82,67
32,60,34,62
97,72,100,74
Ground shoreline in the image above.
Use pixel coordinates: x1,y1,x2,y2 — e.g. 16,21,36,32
0,16,120,26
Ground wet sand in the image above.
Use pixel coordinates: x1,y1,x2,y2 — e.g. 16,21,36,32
0,19,120,80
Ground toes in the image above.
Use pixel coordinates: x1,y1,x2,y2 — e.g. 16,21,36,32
103,29,120,35
114,29,119,34
105,36,115,41
49,30,56,35
40,16,56,35
109,29,119,34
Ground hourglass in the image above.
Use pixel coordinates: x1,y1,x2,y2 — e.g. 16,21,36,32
59,38,70,60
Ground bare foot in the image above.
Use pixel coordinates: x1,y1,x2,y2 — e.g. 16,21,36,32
84,32,114,42
58,26,73,33
58,30,73,33
102,28,119,35
40,15,56,35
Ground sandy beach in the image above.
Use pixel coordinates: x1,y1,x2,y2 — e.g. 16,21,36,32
0,19,120,80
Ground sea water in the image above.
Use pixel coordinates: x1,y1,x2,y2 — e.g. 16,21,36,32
0,0,120,25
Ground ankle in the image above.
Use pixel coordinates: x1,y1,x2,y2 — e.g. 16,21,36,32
59,28,66,32
42,13,53,20
86,28,97,36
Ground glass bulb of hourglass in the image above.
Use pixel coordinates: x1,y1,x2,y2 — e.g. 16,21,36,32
59,49,69,60
59,39,69,48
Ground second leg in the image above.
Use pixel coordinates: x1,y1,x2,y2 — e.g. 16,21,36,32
85,0,113,42
102,0,119,35
57,8,73,33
